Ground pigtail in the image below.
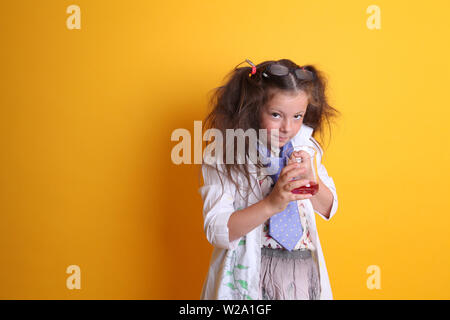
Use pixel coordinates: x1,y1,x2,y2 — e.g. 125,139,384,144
301,65,341,151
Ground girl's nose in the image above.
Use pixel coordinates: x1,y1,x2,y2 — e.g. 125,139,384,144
281,120,292,132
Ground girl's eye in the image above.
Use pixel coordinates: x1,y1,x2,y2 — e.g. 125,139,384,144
270,113,303,119
271,113,281,118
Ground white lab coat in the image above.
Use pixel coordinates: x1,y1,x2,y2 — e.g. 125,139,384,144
198,124,338,300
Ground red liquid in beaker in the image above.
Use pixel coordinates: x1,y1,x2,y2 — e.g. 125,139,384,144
291,181,319,195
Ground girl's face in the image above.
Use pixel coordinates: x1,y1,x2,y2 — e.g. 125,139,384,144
259,90,309,148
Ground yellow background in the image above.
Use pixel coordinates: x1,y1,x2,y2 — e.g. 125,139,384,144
1,0,449,299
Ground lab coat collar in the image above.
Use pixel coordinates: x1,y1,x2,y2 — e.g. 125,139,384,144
292,124,314,147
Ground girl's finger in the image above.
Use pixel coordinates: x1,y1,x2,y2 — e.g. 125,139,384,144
279,161,301,177
280,166,305,184
297,150,311,162
292,193,313,201
286,156,296,165
283,179,310,192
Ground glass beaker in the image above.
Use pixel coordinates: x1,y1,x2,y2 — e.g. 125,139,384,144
284,145,319,195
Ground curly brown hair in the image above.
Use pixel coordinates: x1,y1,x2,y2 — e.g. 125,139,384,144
199,58,340,199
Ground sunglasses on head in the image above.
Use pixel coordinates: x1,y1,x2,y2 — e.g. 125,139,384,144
240,59,315,81
262,63,315,81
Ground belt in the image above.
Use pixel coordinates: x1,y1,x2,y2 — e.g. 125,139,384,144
261,246,312,260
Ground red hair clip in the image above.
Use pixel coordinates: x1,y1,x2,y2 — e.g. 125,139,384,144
246,59,257,77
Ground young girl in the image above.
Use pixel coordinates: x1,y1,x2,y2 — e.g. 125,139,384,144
198,59,340,300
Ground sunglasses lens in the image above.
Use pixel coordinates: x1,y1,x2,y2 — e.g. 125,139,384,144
269,64,289,76
295,68,314,80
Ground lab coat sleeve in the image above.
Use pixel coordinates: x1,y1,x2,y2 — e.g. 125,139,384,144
310,137,338,221
198,163,242,250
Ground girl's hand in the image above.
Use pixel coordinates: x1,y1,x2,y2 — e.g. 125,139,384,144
287,151,315,181
264,161,313,215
